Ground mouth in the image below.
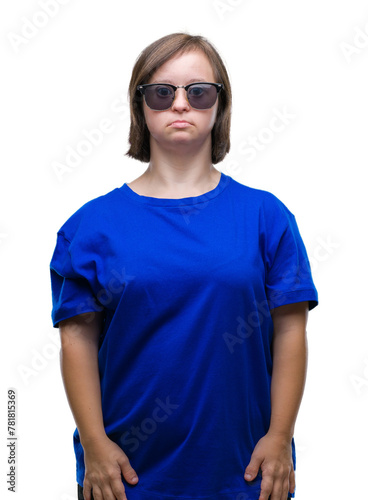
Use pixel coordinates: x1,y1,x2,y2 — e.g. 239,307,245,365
168,120,193,128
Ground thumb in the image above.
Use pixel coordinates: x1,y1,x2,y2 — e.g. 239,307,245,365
244,454,262,482
118,455,139,485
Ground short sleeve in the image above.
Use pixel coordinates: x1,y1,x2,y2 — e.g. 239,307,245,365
264,201,318,312
50,232,104,328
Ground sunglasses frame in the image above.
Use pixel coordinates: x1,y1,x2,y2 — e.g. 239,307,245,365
136,82,224,110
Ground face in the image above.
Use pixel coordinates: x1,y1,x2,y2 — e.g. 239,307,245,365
142,50,219,155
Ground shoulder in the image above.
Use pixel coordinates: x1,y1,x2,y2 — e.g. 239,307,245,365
229,176,294,221
56,187,122,242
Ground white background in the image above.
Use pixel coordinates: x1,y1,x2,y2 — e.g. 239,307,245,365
1,0,367,498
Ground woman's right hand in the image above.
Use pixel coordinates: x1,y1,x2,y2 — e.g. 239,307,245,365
82,435,139,500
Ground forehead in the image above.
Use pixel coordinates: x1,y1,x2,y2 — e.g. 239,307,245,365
148,50,216,84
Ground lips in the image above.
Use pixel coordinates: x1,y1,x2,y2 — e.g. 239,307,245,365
168,120,193,128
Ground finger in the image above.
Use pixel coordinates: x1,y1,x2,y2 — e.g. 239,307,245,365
89,485,102,500
118,455,139,485
289,466,296,494
268,475,283,500
244,456,262,481
100,483,120,500
110,477,128,500
258,474,273,500
280,477,290,500
82,480,92,500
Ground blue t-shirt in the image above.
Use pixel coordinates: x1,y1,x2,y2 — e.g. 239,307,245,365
50,172,318,500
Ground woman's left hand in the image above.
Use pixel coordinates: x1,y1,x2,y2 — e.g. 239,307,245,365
244,432,295,500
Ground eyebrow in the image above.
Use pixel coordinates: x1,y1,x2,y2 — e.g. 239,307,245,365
150,78,209,85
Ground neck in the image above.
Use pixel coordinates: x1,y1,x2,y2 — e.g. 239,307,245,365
144,135,217,191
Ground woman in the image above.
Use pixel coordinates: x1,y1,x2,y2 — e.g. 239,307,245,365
50,33,318,500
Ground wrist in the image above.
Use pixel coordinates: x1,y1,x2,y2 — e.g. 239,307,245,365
266,427,294,444
80,430,108,449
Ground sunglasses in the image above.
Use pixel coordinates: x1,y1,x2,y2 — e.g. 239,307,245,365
136,82,223,111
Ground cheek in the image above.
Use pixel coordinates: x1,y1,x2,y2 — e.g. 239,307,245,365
207,100,219,125
143,108,160,134
205,107,218,130
142,106,150,128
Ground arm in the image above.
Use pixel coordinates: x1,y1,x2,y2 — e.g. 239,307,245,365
59,312,139,500
244,301,309,500
269,301,308,441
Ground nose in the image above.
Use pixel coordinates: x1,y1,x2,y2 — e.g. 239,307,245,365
171,88,190,112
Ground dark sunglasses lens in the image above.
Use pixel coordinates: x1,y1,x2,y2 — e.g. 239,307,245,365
144,85,174,110
187,84,218,109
